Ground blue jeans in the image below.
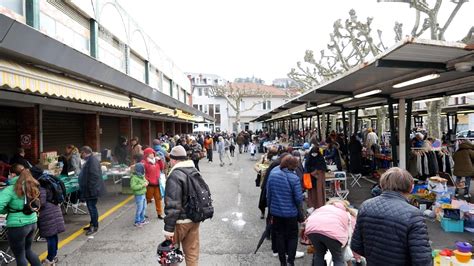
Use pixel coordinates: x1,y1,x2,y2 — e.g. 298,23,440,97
86,198,99,227
46,235,58,261
134,194,147,224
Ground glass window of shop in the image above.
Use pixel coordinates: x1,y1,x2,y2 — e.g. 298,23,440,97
0,0,24,15
173,84,179,100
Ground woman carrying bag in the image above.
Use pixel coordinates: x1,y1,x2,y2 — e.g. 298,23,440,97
0,164,41,266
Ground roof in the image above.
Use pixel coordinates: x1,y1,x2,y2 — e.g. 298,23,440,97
253,38,474,122
229,82,287,97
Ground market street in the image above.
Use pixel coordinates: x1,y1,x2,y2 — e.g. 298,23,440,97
56,151,313,265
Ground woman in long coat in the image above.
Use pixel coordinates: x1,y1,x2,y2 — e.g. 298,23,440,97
348,134,363,174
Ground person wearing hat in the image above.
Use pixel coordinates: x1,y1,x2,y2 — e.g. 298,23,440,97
143,148,165,219
79,146,106,236
164,145,201,266
130,163,149,227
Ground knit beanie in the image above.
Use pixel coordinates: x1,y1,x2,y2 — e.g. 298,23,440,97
134,162,145,175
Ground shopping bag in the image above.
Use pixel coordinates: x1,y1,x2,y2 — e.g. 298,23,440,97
303,173,313,189
159,173,166,197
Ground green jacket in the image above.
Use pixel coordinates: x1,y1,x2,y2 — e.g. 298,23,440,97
130,174,147,195
0,176,38,228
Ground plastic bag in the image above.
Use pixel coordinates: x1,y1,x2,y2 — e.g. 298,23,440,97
159,173,166,197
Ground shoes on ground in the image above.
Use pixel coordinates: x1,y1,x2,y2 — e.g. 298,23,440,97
83,225,91,231
229,163,233,165
144,215,149,219
260,214,265,219
464,194,471,198
85,226,98,236
141,220,150,225
272,251,304,258
42,258,55,266
295,251,304,259
158,215,164,220
134,222,143,228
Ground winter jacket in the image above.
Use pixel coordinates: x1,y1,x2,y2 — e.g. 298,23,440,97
164,160,197,235
153,145,167,161
349,140,362,174
189,143,203,161
130,174,147,195
79,155,106,200
351,191,432,266
204,138,213,150
38,187,65,237
453,142,474,177
114,143,129,165
0,176,38,228
61,151,81,176
305,203,355,246
304,149,327,173
217,141,225,154
266,166,303,218
258,158,279,213
143,148,165,186
9,154,33,169
236,135,245,145
131,144,143,159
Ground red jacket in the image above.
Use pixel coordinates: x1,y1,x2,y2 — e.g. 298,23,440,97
142,148,164,186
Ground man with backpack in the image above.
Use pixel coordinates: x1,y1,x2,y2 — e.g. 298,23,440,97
164,145,214,266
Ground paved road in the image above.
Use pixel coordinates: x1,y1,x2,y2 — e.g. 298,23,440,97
58,152,313,265
2,151,471,265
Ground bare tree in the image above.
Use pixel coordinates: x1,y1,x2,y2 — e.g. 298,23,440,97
288,9,387,91
209,83,272,132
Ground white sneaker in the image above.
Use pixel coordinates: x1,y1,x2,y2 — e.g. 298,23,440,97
295,251,305,259
272,252,278,257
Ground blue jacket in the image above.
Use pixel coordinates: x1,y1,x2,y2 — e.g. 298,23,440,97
351,191,432,266
266,166,303,218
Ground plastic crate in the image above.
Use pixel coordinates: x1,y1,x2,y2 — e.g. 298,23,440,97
441,217,464,233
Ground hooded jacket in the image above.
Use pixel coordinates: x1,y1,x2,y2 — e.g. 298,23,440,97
453,142,474,177
0,176,38,228
142,148,165,186
38,187,65,237
164,160,197,236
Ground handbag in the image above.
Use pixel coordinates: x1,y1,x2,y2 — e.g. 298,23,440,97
255,172,261,187
303,173,312,189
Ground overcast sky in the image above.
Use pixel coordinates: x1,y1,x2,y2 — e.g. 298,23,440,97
118,0,473,84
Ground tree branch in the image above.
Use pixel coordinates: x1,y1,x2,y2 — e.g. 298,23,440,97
439,0,467,40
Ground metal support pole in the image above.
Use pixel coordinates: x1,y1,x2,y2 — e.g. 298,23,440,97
317,112,322,141
399,99,406,169
326,113,330,139
89,19,99,58
354,108,359,135
405,99,413,168
388,98,398,167
342,109,348,153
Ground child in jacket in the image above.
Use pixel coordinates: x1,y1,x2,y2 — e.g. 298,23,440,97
130,163,148,227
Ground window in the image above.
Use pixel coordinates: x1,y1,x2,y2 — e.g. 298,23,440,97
240,100,245,110
198,87,203,96
204,87,209,96
0,0,24,15
215,104,220,114
262,100,271,110
193,104,198,109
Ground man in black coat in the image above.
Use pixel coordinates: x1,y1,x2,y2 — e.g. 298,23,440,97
79,146,106,236
351,167,432,265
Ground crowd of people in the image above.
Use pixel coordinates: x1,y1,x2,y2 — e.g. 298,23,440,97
0,124,472,266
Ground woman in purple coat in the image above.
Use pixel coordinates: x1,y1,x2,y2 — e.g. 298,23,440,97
38,186,66,265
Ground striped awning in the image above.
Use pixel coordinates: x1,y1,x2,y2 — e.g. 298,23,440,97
0,59,130,108
131,97,175,115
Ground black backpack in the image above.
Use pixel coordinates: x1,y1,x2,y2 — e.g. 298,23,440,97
177,169,214,222
38,174,66,205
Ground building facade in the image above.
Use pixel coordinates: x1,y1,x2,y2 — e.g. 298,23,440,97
0,0,210,163
188,73,289,132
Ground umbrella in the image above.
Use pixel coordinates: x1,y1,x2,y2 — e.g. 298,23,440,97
254,222,272,254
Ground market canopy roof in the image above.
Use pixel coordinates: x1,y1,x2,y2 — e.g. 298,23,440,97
253,38,474,122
